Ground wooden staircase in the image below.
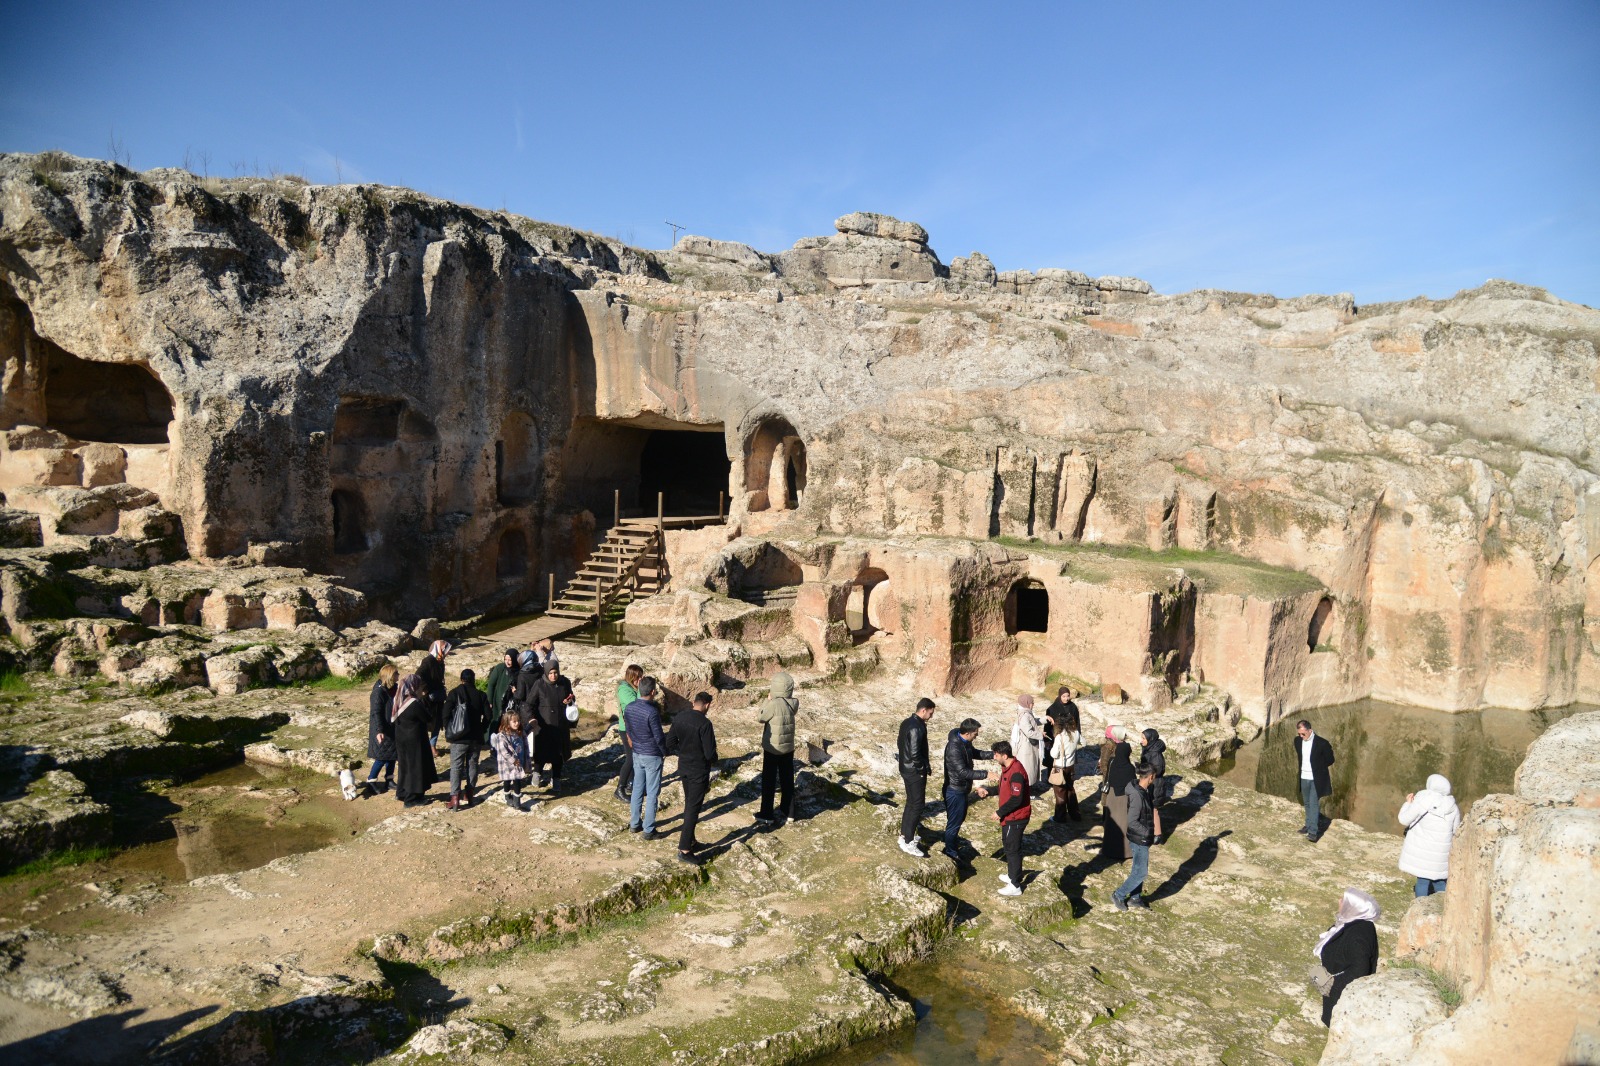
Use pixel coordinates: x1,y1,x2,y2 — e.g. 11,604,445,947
546,519,667,622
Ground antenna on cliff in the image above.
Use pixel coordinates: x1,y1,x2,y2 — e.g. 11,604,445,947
665,220,686,247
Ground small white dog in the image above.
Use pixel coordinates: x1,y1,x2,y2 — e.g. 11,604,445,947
339,768,358,801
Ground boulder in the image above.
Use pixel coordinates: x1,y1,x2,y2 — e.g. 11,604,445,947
948,252,997,287
833,212,929,244
0,508,42,548
1321,969,1451,1066
671,235,771,270
1095,274,1153,295
0,770,112,872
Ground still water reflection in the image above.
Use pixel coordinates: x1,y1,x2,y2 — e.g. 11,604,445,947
1201,700,1591,835
818,959,1053,1065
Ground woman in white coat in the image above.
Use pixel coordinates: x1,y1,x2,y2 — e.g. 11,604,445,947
1397,773,1461,896
1011,695,1044,792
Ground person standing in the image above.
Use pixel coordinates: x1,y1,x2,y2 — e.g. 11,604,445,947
485,648,519,733
1312,888,1381,1026
444,668,490,810
417,639,451,755
1397,774,1461,896
1099,726,1137,861
896,698,936,856
1047,703,1082,822
614,664,643,802
1141,727,1169,810
755,671,799,827
391,674,436,807
1010,695,1044,793
530,662,576,792
991,740,1032,897
625,677,667,839
1294,719,1336,842
489,711,531,810
365,663,399,795
1111,762,1162,910
666,690,718,863
940,718,992,861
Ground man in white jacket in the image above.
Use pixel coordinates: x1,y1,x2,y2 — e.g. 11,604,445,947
1397,773,1461,896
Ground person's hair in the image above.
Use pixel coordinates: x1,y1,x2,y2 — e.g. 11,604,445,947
916,697,936,712
638,675,658,698
692,691,713,707
1063,703,1081,734
624,664,644,685
958,717,982,735
1296,719,1312,731
378,663,398,686
499,712,522,732
992,740,1013,758
1136,760,1157,779
460,668,476,685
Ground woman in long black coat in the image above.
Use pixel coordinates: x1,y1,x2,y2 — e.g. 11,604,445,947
365,663,400,794
530,663,575,791
417,640,451,754
392,673,437,806
1099,727,1137,861
1315,888,1381,1025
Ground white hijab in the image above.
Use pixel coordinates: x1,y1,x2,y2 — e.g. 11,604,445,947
1314,887,1382,959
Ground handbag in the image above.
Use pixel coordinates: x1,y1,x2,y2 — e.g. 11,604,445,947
1308,962,1337,996
1048,767,1066,786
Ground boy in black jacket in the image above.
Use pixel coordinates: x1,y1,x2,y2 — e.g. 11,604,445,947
666,691,718,864
1112,762,1162,911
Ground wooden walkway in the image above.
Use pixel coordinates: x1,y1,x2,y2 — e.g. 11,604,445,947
488,613,591,648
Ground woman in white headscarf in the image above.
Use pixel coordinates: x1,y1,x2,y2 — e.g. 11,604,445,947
1397,774,1461,897
1312,888,1381,1026
1010,695,1044,791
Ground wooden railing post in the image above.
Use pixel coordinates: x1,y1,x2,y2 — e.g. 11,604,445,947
595,573,602,623
614,488,620,529
718,491,725,521
547,573,555,612
657,491,664,533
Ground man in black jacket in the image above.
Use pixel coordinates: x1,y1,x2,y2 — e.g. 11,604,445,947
896,698,937,857
666,691,718,864
1293,719,1336,842
940,718,992,862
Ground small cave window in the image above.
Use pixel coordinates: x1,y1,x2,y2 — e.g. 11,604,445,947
44,346,174,445
744,416,806,513
497,529,529,580
331,490,369,554
1006,580,1049,635
1308,596,1335,652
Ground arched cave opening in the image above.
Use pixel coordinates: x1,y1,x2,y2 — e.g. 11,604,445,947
745,417,806,512
1006,580,1050,635
731,543,805,605
845,567,894,640
331,490,369,554
44,346,173,445
639,429,731,516
497,413,541,505
497,529,529,580
1308,596,1335,652
332,398,403,444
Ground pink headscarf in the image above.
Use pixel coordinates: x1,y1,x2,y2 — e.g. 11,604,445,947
428,639,452,660
391,673,423,722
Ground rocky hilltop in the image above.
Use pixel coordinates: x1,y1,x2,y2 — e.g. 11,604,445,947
1,151,1598,717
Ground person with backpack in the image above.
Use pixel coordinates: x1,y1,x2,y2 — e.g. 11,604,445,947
755,671,799,827
1112,761,1162,911
991,740,1032,896
444,668,491,809
489,710,532,810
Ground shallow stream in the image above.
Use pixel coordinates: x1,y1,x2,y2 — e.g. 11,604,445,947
1200,699,1592,835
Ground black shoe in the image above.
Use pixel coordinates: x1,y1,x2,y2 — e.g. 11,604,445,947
1129,897,1150,910
643,829,667,841
677,851,700,864
754,813,775,825
1307,833,1320,844
613,786,628,802
1112,892,1129,911
1297,827,1309,835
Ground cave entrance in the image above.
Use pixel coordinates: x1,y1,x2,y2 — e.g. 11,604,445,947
1308,596,1336,652
331,490,368,554
44,346,173,445
497,529,529,580
638,428,730,516
845,567,894,641
1005,580,1050,635
496,413,541,505
745,417,806,512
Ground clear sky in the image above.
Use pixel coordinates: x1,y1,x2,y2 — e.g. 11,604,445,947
3,1,1597,306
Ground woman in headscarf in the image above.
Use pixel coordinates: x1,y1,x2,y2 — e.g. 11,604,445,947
530,661,576,791
485,647,519,735
613,664,643,802
391,673,436,806
1141,727,1169,809
417,639,452,755
1312,888,1381,1025
1098,725,1137,861
364,663,399,795
1010,694,1044,793
1398,774,1461,896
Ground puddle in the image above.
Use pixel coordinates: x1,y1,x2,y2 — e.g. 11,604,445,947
818,958,1054,1065
1200,700,1593,835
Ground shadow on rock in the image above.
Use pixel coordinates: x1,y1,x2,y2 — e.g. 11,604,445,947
5,1006,216,1066
1147,829,1232,904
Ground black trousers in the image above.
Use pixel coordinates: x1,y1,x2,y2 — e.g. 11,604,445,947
679,772,709,851
617,742,634,794
900,771,927,842
759,750,794,818
1001,819,1027,886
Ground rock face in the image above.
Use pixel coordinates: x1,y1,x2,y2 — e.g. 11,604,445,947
1330,710,1600,1065
2,152,1598,714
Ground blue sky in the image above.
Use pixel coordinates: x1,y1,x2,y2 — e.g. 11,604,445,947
3,1,1596,306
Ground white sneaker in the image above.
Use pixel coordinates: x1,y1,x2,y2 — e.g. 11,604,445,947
898,838,924,857
997,872,1014,885
998,883,1022,897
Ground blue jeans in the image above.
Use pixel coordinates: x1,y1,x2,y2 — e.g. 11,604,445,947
1414,877,1447,897
630,754,664,832
941,787,970,851
367,759,394,781
1114,841,1150,903
1301,779,1321,835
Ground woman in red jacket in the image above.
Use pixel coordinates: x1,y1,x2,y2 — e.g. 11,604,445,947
991,741,1031,897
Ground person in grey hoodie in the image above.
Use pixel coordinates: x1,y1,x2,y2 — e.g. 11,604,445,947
756,671,799,826
1397,773,1461,896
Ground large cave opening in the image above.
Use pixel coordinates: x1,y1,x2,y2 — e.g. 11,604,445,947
44,345,173,445
639,429,731,516
561,418,729,520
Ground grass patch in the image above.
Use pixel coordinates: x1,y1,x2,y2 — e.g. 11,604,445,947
4,845,116,879
991,535,1323,598
0,669,31,695
300,673,369,691
1390,960,1464,1009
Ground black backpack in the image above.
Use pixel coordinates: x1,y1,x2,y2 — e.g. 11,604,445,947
444,693,474,743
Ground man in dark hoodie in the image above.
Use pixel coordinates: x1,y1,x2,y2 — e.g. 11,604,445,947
940,718,992,861
755,671,799,826
666,691,718,863
896,698,936,856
